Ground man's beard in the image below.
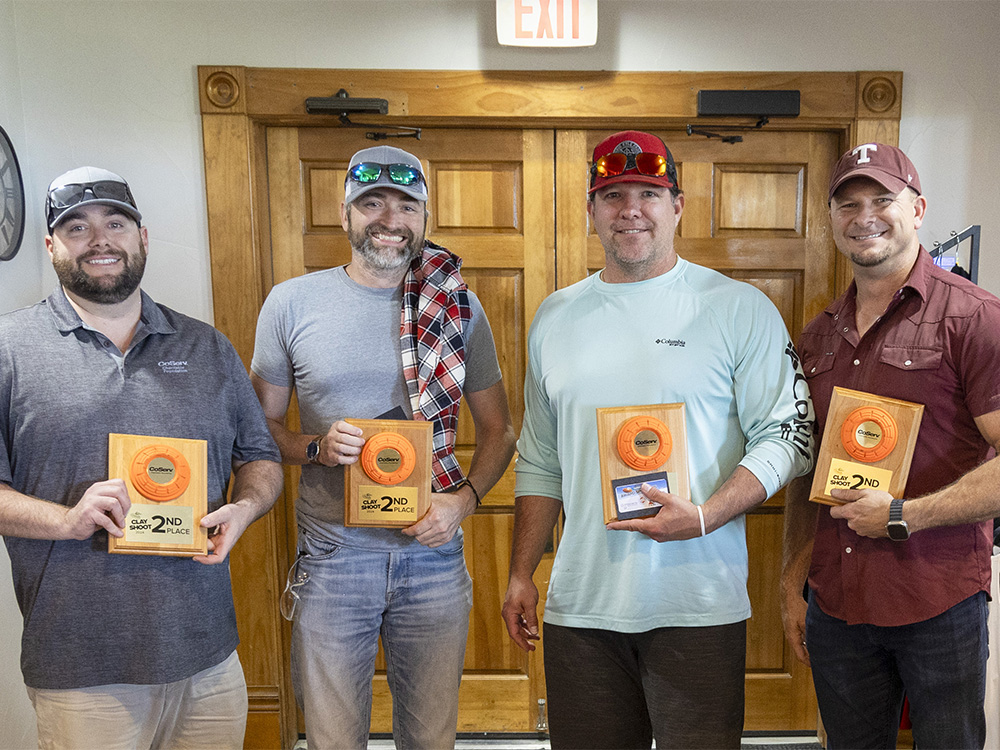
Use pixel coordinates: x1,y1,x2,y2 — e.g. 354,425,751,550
53,240,147,304
347,214,424,272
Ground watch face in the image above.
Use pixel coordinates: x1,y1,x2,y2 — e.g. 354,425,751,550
307,440,320,461
887,521,910,541
0,125,26,262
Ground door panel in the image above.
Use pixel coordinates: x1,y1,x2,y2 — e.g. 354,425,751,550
265,123,838,735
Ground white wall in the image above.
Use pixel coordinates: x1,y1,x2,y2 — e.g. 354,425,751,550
0,1,997,746
0,1,43,745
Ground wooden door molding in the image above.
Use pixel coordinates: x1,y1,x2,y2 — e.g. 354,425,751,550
200,67,901,359
200,67,900,126
198,66,901,749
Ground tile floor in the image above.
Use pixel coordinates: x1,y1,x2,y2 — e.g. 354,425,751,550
293,734,823,749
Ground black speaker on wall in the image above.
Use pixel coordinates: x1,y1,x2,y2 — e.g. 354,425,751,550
697,90,800,118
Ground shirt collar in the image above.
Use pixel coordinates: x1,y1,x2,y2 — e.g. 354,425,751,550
46,287,176,337
822,245,931,321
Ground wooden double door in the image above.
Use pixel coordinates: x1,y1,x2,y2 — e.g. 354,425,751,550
261,124,840,735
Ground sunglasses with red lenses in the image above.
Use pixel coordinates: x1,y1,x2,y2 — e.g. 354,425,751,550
591,152,670,180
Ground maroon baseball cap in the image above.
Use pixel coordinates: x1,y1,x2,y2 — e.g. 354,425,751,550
589,131,679,195
828,143,921,201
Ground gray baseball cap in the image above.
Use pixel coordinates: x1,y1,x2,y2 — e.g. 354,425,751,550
343,146,428,205
46,166,142,232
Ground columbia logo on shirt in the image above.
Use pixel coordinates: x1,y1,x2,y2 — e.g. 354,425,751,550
655,338,686,347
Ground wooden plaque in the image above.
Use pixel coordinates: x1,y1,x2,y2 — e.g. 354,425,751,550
344,418,433,528
596,404,691,524
809,387,924,505
108,433,208,556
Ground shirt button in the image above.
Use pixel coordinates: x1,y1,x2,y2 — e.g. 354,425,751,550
833,314,839,320
843,327,849,333
810,366,816,373
102,340,111,347
853,359,860,366
904,360,912,366
845,547,852,554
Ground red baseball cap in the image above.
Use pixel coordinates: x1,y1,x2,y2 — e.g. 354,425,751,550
589,131,678,195
828,143,921,201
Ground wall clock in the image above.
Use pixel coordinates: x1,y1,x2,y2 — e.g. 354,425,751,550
0,124,26,262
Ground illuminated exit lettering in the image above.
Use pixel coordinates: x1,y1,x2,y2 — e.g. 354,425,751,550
496,0,597,47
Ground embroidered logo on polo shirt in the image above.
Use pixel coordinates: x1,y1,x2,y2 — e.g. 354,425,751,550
158,360,189,374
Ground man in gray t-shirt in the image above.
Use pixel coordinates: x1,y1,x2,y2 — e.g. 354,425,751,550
0,166,284,749
251,145,516,750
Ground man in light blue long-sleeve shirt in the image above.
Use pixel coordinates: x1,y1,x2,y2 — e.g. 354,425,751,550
501,131,814,749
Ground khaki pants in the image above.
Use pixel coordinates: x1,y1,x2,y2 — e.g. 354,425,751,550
27,651,247,750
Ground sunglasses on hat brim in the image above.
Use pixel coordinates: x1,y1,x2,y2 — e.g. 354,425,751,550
591,152,672,180
348,162,424,188
47,180,136,211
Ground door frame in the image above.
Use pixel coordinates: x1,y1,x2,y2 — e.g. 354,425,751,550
197,66,902,749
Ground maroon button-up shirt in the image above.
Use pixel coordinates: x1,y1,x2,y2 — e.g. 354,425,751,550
799,248,1000,626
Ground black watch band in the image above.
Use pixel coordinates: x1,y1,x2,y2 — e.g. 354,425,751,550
886,497,909,541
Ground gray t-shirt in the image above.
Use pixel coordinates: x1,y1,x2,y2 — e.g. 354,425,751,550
0,289,280,689
252,265,501,549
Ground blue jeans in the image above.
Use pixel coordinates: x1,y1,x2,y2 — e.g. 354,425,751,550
289,531,472,750
806,589,988,749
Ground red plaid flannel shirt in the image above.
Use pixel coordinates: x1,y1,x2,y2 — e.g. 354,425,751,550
400,242,472,491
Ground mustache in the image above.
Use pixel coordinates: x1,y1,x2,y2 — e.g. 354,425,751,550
77,248,130,263
365,223,415,243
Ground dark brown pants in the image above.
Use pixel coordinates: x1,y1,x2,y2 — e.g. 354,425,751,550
543,620,746,750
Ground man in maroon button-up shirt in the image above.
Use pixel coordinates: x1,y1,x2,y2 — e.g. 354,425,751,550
781,143,1000,749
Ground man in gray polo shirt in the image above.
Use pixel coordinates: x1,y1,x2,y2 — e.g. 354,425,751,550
0,166,283,749
251,145,516,749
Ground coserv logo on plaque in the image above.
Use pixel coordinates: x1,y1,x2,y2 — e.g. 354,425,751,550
596,404,691,523
108,433,208,556
344,418,432,528
808,387,924,505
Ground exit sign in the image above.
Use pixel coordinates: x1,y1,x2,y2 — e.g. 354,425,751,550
497,0,598,47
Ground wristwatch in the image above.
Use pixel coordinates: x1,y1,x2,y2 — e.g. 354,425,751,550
306,436,324,465
886,497,909,541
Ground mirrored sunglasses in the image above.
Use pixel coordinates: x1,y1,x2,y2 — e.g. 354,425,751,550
591,152,669,179
348,162,424,187
47,180,136,210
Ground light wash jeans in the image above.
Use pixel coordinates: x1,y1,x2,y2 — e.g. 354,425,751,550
290,530,472,750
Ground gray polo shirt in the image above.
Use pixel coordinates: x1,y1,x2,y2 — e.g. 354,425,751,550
0,289,280,689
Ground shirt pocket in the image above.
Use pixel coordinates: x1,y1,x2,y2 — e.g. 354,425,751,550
879,345,942,373
802,351,835,380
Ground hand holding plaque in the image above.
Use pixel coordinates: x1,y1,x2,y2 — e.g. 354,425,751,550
108,433,208,556
596,404,691,523
344,418,432,528
809,387,923,505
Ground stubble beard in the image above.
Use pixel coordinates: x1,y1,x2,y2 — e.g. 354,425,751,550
849,245,893,268
53,238,147,304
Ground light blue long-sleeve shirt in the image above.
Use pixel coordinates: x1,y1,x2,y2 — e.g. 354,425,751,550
515,258,814,630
